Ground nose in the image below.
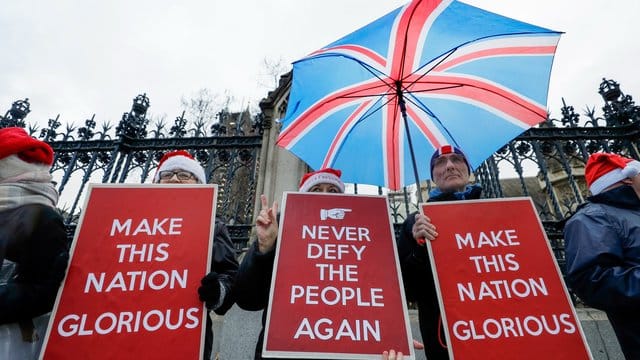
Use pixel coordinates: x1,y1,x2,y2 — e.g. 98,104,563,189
166,173,181,182
444,157,456,168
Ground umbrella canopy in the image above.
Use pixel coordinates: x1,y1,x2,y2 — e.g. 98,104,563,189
277,0,562,190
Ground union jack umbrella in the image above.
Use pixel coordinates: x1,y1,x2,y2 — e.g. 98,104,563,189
277,0,562,191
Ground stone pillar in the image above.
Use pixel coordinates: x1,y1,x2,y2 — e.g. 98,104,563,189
254,73,307,227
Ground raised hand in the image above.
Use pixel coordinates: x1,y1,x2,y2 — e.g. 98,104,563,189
256,194,278,253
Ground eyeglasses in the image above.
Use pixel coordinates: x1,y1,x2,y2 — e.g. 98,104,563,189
159,170,196,181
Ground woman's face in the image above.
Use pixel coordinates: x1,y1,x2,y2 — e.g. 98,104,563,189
308,183,342,193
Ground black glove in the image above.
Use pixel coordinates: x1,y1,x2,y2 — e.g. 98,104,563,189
198,272,221,305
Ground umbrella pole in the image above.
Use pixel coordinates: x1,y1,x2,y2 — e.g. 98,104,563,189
397,90,424,204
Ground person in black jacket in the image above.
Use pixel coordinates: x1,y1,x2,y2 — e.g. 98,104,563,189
397,145,481,360
235,168,406,359
234,168,345,359
0,127,70,359
153,150,238,360
563,152,640,359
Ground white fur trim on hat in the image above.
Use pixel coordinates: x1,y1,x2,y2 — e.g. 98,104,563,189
590,160,640,195
0,154,53,183
153,155,206,184
621,160,640,178
299,172,345,193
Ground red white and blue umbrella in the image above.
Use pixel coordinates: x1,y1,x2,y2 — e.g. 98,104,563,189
276,0,561,191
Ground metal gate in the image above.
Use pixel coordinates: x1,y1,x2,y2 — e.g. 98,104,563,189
1,94,265,253
2,78,639,266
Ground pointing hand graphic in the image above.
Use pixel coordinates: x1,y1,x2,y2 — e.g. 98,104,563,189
320,208,352,220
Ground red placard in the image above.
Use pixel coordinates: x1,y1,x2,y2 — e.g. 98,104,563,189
40,184,218,360
423,198,592,360
263,192,413,359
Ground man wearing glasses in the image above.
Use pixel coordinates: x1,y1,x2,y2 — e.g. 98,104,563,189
153,150,239,360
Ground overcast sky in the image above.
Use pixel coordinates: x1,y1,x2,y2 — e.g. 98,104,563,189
1,0,638,130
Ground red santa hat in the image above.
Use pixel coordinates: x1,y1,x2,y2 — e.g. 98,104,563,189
153,150,207,184
0,127,53,165
298,168,345,193
585,152,640,195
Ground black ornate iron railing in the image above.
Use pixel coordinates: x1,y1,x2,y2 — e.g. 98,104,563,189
1,94,265,253
2,79,639,270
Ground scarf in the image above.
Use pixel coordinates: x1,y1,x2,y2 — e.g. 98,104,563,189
0,154,58,211
428,183,483,202
0,182,59,212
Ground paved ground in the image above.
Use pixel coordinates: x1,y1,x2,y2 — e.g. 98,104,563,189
211,306,624,360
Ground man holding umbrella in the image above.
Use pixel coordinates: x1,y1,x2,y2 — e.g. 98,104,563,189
397,145,481,360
